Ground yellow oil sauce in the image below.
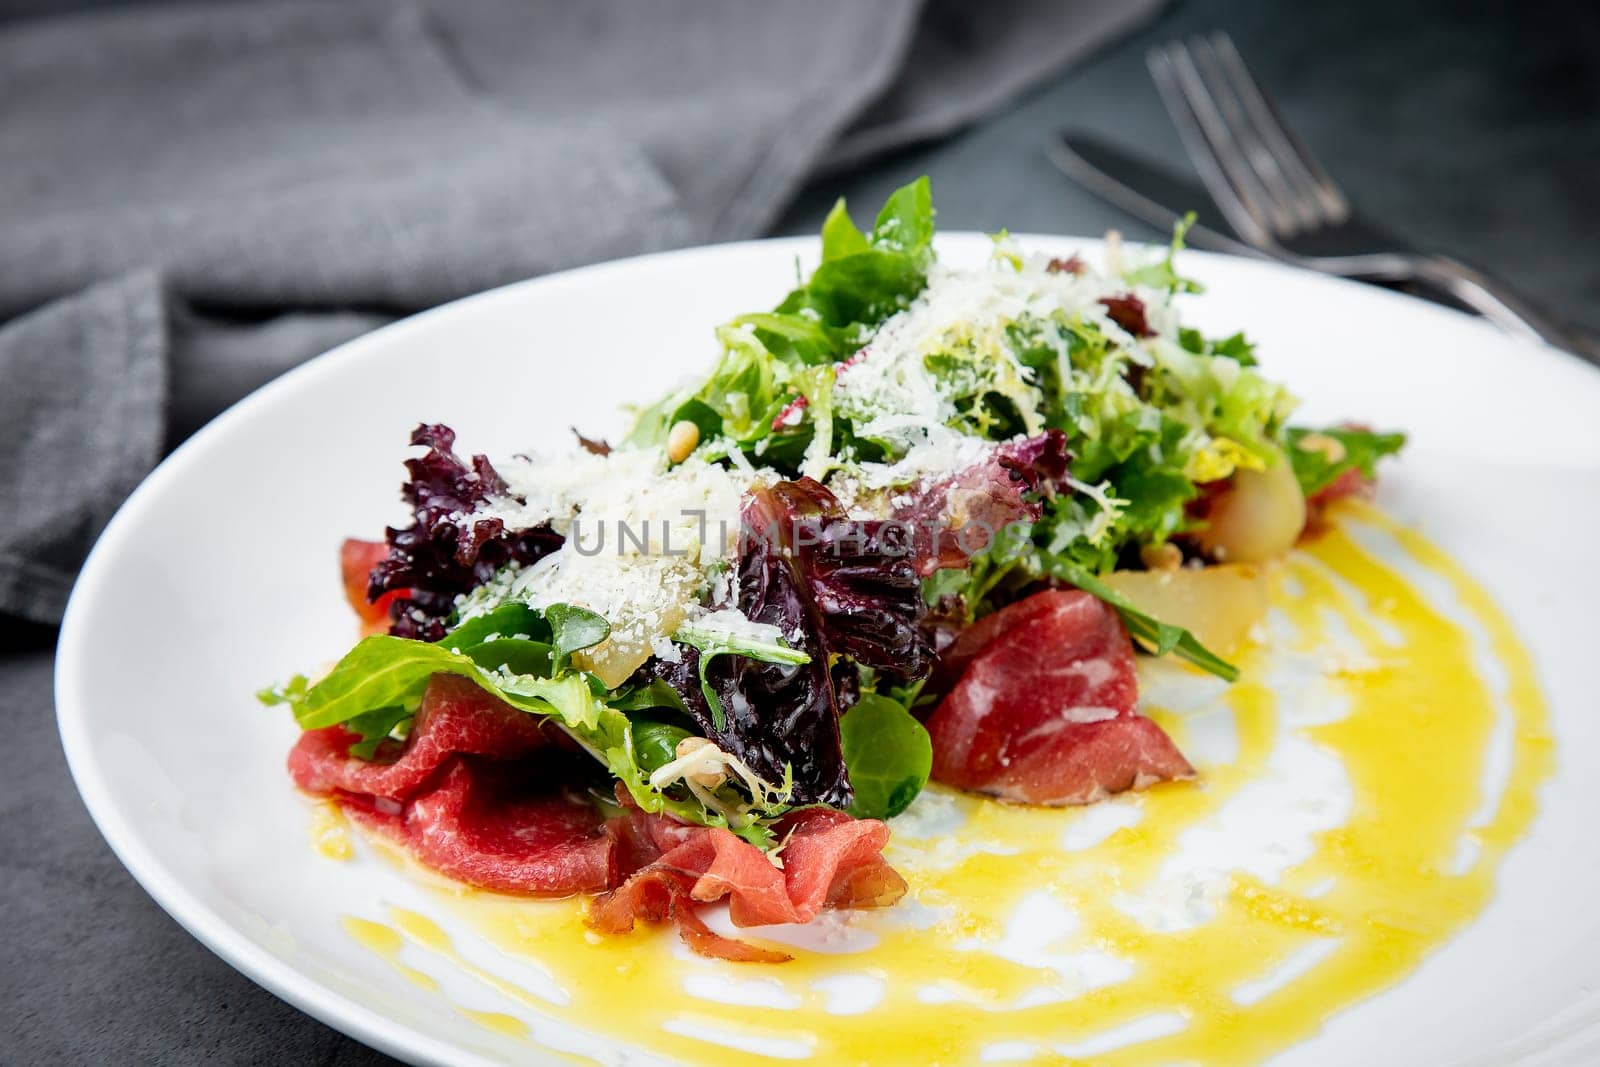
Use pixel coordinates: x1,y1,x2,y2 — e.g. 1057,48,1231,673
337,505,1554,1065
311,801,354,861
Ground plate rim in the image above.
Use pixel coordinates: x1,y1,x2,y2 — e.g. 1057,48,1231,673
53,232,1600,1066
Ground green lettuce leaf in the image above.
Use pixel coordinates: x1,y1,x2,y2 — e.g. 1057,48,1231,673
1287,426,1407,497
775,176,935,334
674,618,811,732
343,705,412,760
263,628,791,848
1048,562,1239,682
442,601,608,666
1123,214,1203,294
840,694,932,820
1179,327,1259,366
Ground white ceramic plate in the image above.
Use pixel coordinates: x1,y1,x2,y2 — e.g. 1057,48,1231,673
58,235,1600,1065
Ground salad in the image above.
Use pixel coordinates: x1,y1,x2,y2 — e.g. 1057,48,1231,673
264,178,1403,960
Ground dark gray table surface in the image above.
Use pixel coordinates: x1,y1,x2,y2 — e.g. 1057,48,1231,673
6,1,1596,1063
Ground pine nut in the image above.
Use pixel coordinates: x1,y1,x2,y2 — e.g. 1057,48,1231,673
666,419,700,464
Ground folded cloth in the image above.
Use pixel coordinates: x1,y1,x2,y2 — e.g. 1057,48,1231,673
0,0,1163,623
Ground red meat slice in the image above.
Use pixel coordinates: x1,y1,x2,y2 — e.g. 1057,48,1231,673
926,590,1194,805
930,588,1067,693
341,760,616,895
288,674,553,801
289,674,905,958
588,805,907,962
340,538,404,632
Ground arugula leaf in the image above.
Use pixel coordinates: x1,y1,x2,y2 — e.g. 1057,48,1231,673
605,677,691,715
632,720,692,774
272,636,572,730
625,177,937,470
264,597,611,732
775,176,935,332
543,603,611,658
465,638,555,676
279,637,480,730
840,694,932,820
1049,563,1239,682
674,619,811,732
1209,331,1259,366
256,674,308,708
572,701,786,850
869,176,936,256
1178,327,1259,366
263,673,411,758
731,311,842,366
1286,426,1407,497
438,602,545,652
439,602,606,673
344,705,412,760
820,198,871,261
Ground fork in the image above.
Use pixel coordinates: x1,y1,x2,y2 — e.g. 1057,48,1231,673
1147,32,1582,354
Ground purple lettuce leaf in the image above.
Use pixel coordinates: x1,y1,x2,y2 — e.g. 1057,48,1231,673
1098,293,1155,337
891,429,1072,575
648,478,934,807
368,424,561,640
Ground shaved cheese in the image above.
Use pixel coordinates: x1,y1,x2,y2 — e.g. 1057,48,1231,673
833,250,1164,460
465,449,769,686
829,246,1177,512
682,607,789,648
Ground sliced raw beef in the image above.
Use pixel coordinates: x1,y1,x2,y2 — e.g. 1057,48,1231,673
589,804,907,962
291,675,613,895
290,673,905,958
341,760,616,895
926,590,1194,805
288,674,555,800
928,586,1068,693
340,538,402,631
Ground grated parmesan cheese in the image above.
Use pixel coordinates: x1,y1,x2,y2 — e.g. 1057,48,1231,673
465,449,769,686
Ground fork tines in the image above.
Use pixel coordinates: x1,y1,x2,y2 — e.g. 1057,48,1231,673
1148,32,1350,246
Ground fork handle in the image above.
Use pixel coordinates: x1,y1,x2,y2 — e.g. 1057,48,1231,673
1410,255,1585,354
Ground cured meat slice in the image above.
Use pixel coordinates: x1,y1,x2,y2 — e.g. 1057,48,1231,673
292,676,613,896
770,808,909,915
290,673,905,958
340,538,402,632
589,806,907,962
341,759,616,896
926,590,1194,805
929,587,1068,693
939,715,1195,806
288,674,553,801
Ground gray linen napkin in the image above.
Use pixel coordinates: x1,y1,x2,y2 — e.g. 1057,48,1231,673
0,0,1163,623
